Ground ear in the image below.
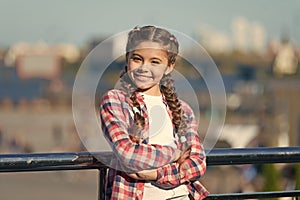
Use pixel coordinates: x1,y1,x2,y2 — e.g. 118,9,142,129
164,63,175,75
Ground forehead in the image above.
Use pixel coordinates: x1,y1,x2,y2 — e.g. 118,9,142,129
132,41,168,59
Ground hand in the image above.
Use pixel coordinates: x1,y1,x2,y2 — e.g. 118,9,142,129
174,146,191,164
177,146,192,180
179,159,191,180
177,146,191,165
129,134,141,143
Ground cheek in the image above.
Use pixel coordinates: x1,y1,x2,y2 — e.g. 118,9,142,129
127,61,139,71
151,68,167,79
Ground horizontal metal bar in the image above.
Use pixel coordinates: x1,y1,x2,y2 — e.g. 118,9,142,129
206,146,300,166
0,152,101,172
206,190,300,199
1,147,300,172
1,147,300,200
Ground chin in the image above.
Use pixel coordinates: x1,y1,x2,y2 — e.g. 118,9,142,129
135,83,155,91
134,80,153,88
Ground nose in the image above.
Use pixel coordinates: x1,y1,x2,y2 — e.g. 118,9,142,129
137,63,150,72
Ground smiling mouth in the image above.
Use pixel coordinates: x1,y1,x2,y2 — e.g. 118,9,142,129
134,73,152,80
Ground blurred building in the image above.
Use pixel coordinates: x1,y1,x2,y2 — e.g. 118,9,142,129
251,22,266,54
197,25,231,54
85,34,127,60
196,16,267,54
232,16,249,52
4,42,80,79
232,16,267,54
272,37,298,76
270,80,300,146
0,42,80,104
0,46,7,62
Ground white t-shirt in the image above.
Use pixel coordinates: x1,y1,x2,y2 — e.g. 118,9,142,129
142,93,175,147
141,93,189,200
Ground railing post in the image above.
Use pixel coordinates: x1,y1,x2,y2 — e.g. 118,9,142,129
98,168,107,200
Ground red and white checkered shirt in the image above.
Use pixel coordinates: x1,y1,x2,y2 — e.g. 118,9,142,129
100,89,209,199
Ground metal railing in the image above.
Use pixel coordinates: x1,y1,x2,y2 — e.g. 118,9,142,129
1,147,300,199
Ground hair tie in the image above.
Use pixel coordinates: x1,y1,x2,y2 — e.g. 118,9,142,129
170,36,177,43
180,136,187,143
132,26,141,32
132,107,140,114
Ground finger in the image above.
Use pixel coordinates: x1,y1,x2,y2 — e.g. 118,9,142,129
182,151,190,159
183,145,192,153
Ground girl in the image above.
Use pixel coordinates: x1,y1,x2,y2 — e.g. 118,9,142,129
100,25,208,200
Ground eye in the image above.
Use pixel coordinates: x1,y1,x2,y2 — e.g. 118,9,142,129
151,60,160,65
131,56,142,62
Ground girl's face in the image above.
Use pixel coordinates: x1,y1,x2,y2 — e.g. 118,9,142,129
127,41,174,96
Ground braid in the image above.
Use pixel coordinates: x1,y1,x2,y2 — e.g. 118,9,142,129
130,93,145,141
160,74,188,136
120,72,145,141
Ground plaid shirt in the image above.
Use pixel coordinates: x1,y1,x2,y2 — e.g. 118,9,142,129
100,89,209,200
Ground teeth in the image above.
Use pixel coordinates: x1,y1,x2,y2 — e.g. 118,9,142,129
135,74,150,78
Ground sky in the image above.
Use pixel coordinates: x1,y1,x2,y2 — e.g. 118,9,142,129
1,0,300,47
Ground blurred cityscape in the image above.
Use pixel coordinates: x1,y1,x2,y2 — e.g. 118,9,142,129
1,15,300,197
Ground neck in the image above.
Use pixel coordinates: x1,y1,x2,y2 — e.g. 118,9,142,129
138,86,161,96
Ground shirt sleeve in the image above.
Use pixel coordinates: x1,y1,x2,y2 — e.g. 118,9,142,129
100,90,177,172
156,101,206,185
